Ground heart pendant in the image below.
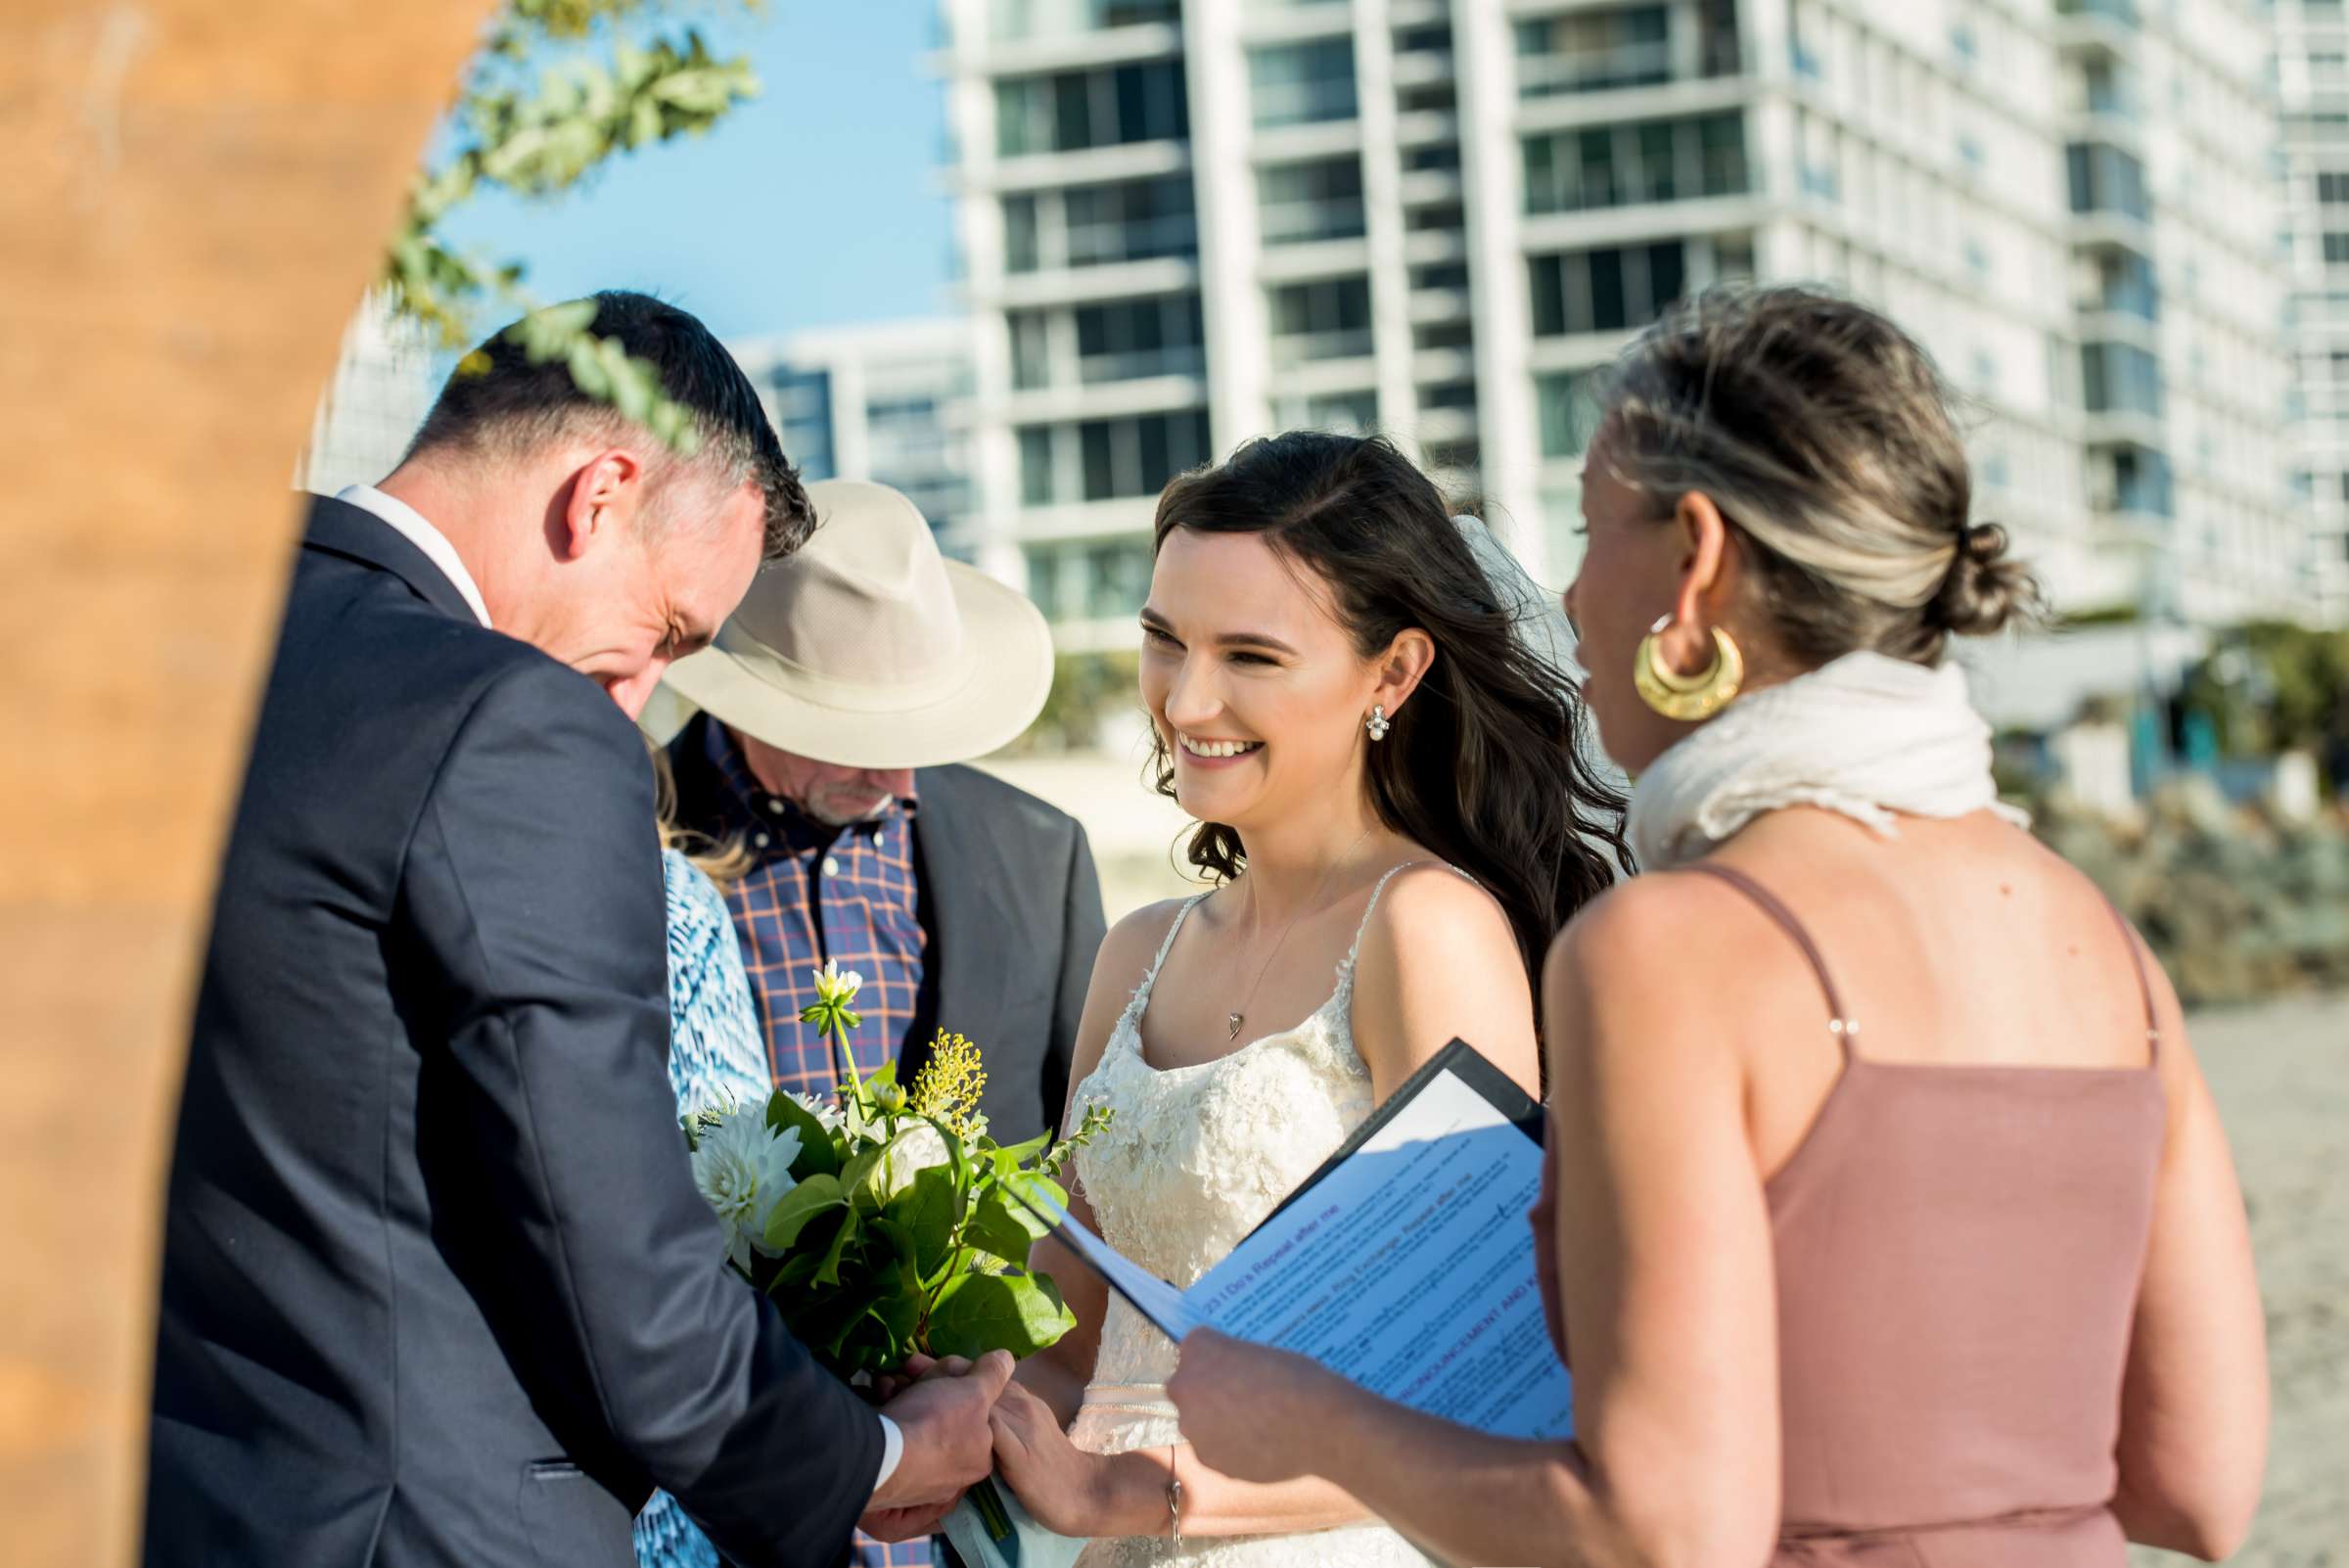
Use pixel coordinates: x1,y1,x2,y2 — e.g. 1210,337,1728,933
1226,1012,1243,1039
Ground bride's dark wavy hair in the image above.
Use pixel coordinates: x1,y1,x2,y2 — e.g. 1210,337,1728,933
1146,432,1630,985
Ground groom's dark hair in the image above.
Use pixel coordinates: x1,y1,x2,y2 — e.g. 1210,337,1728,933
406,290,814,562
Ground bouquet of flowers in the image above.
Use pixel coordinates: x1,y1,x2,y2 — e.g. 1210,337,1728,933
682,960,1108,1544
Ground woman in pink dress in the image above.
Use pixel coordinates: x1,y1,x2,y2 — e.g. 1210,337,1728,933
1164,285,2269,1566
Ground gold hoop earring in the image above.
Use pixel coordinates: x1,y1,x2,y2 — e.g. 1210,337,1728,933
1634,616,1743,720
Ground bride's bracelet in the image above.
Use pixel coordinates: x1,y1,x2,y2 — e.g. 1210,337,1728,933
1164,1443,1184,1548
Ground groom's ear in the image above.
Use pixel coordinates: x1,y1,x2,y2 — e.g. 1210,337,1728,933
556,448,649,560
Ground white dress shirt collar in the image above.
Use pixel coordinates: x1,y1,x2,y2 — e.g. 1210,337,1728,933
334,484,493,629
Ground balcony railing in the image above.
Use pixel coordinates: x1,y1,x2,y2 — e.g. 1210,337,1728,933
2056,0,2139,23
1269,328,1376,368
1078,345,1209,384
990,0,1180,43
1518,43,1673,98
1259,197,1368,245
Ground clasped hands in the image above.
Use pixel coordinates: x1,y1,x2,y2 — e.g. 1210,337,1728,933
859,1350,1015,1543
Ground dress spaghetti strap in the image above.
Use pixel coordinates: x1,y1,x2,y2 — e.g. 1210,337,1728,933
1342,858,1471,969
1127,893,1208,1018
1678,862,1859,1055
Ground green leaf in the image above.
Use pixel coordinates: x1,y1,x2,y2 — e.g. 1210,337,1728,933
885,1164,964,1280
964,1180,1051,1269
839,1145,890,1212
763,1249,822,1296
761,1174,845,1252
814,1205,861,1286
989,1132,1050,1174
925,1271,1078,1360
764,1094,842,1178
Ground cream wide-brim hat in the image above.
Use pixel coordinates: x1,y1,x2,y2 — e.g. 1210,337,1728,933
662,479,1054,769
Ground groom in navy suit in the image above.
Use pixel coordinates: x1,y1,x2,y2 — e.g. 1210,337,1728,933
145,293,1006,1568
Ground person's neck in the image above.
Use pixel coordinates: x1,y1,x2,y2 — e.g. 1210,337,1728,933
1229,798,1399,928
376,463,521,628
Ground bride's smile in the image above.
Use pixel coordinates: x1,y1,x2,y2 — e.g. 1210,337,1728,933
1174,732,1263,763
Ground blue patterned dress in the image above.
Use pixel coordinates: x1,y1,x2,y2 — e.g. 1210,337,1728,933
635,849,773,1568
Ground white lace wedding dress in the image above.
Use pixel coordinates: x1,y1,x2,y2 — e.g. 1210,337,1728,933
1064,866,1440,1568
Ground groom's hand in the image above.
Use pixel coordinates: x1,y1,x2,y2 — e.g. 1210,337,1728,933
861,1349,1013,1538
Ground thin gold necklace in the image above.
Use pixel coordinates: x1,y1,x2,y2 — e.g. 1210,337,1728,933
1224,825,1378,1041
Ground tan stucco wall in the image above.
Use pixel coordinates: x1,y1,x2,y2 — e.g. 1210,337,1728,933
0,5,489,1561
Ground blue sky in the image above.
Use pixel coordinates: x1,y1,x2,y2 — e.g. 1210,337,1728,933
435,3,952,343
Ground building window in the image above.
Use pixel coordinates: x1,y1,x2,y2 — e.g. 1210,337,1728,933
2084,250,2158,320
2326,232,2349,265
771,368,834,481
2080,341,2164,418
1019,426,1056,505
1523,113,1747,214
1412,261,1470,292
2109,446,2173,518
1537,370,1605,458
1075,293,1207,383
1009,310,1051,391
1420,380,1477,410
1022,544,1067,622
995,60,1188,157
1515,6,1672,97
1273,392,1377,433
1258,157,1367,245
1404,141,1462,172
990,0,1179,43
1079,408,1213,499
1250,38,1359,127
1529,242,1688,337
1019,410,1211,505
1082,539,1154,620
1269,276,1374,366
1004,175,1198,273
2066,141,2149,221
2320,170,2349,206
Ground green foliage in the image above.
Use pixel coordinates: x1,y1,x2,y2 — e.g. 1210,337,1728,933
2181,621,2349,758
1011,653,1145,755
384,0,764,444
724,992,1114,1376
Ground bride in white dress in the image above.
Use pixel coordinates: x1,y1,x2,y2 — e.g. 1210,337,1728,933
984,432,1628,1565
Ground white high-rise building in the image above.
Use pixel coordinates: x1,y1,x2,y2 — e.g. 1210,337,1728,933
2275,0,2349,624
937,0,2308,646
298,290,438,494
728,318,981,556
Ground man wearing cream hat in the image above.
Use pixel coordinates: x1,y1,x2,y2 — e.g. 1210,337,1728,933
663,480,1105,1166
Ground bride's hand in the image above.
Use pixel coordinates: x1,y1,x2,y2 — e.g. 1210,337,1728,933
988,1380,1115,1537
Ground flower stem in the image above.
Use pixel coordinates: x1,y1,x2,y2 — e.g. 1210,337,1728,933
832,1016,862,1101
968,1476,1015,1543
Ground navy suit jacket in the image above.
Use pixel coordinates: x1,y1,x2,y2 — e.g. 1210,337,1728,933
144,496,881,1568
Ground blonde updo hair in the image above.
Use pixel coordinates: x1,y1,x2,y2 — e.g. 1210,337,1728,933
1594,284,2040,667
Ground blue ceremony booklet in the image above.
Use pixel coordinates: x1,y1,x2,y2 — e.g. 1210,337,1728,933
1020,1038,1574,1442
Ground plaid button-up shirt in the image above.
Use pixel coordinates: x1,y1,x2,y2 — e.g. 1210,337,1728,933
700,722,937,1568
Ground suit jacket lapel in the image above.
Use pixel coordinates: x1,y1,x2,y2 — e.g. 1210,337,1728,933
300,494,481,625
913,767,1014,1052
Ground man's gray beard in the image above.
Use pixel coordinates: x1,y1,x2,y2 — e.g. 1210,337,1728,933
805,794,896,828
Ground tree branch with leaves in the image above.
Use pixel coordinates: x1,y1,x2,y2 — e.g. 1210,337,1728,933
384,0,764,442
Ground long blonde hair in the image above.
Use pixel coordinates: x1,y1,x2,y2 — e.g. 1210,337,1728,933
647,734,756,888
